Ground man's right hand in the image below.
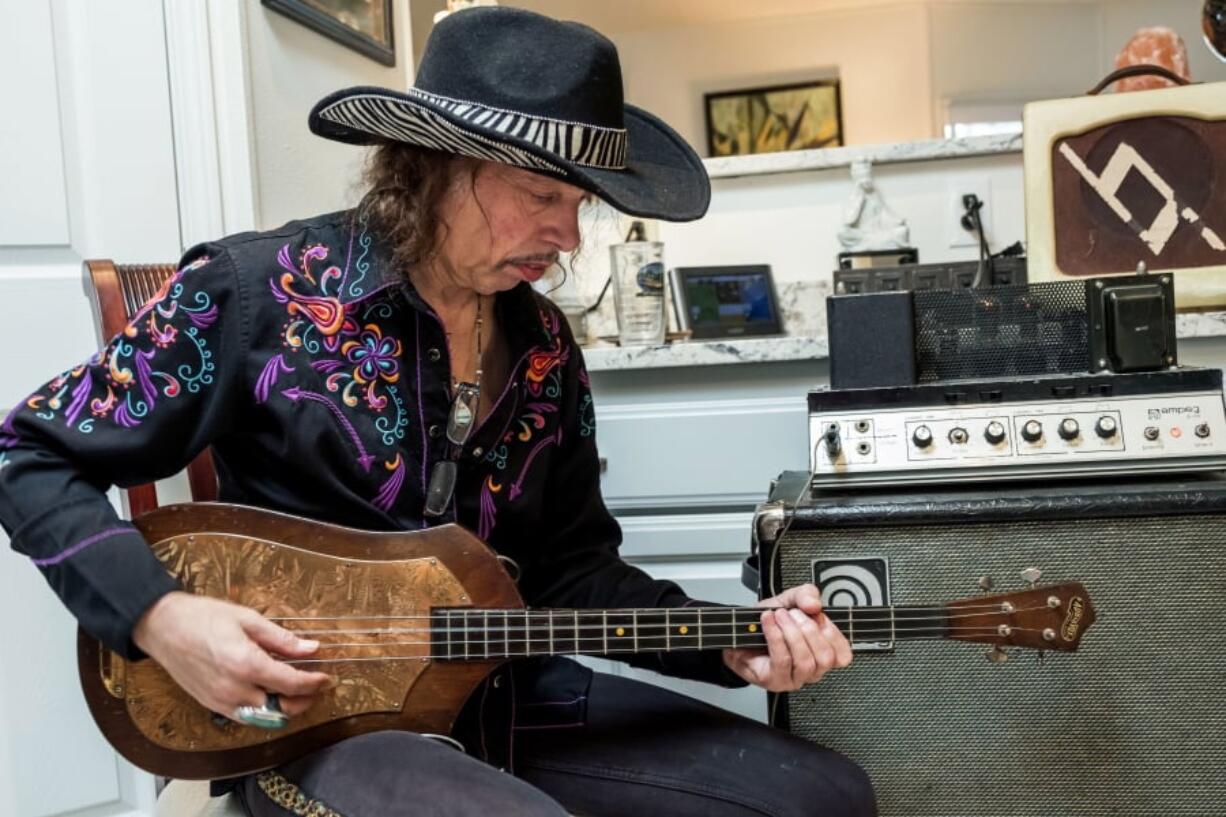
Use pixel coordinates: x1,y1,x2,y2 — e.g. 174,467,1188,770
132,591,333,722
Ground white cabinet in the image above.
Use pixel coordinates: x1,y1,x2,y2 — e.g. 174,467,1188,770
586,359,824,722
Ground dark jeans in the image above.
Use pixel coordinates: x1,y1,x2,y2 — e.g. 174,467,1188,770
236,670,876,817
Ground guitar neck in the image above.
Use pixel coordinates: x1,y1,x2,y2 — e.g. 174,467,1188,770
431,606,949,660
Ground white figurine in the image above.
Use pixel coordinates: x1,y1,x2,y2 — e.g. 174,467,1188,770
838,160,910,252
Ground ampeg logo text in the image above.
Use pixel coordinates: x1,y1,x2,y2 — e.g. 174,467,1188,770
1062,596,1087,641
1147,406,1202,420
811,558,892,651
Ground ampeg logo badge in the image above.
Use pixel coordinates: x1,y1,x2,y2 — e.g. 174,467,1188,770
1061,596,1087,641
1148,406,1201,420
811,558,892,651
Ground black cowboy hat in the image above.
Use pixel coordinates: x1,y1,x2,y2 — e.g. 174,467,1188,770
308,6,710,222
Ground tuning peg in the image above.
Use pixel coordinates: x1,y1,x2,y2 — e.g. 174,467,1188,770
986,646,1009,664
1020,567,1042,587
977,575,995,592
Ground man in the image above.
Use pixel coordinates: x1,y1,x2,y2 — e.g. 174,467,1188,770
0,8,875,816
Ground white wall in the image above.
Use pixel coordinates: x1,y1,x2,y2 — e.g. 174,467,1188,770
1100,0,1226,84
243,0,415,230
659,152,1024,289
610,4,934,154
929,2,1102,126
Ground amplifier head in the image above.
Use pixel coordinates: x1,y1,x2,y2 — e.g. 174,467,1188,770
759,471,1226,817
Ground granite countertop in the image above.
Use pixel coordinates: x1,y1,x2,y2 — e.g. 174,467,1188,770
703,133,1023,180
582,334,828,371
583,310,1226,373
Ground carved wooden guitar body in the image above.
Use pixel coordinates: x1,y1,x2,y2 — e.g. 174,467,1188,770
78,502,1096,780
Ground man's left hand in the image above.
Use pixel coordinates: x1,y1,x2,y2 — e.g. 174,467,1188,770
722,583,852,692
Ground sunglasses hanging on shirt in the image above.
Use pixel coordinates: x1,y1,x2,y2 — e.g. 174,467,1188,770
424,297,484,518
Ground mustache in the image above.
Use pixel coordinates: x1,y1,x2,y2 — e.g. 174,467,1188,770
500,253,559,269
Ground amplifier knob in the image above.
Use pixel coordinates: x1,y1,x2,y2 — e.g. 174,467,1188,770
984,421,1007,445
1058,418,1080,441
948,427,969,445
1021,420,1043,443
1095,416,1118,439
912,425,934,448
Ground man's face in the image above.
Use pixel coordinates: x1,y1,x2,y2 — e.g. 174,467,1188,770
434,161,591,294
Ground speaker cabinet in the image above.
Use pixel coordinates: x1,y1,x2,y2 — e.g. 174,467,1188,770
758,471,1226,817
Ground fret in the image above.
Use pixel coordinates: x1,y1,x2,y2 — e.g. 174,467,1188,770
632,609,638,653
505,610,510,657
549,610,555,655
573,610,580,655
602,611,608,653
483,611,490,659
736,608,764,649
664,608,670,652
701,607,736,650
604,610,635,654
551,610,577,655
666,608,701,652
444,609,453,660
635,610,668,652
502,611,526,658
525,609,532,656
462,609,470,659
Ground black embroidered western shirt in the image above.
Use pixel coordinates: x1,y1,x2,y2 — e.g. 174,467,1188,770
0,209,742,714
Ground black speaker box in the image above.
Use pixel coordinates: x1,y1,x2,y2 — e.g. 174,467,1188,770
756,471,1226,817
826,291,917,389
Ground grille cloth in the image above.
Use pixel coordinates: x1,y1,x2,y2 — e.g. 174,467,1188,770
913,281,1088,382
776,514,1226,817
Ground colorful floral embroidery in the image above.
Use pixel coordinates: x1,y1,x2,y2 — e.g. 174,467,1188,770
26,257,216,434
578,366,595,438
477,307,571,539
258,239,410,508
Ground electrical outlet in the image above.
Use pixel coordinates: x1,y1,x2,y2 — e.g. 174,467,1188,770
947,179,993,249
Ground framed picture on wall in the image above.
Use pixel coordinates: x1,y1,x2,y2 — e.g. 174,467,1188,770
704,80,843,158
262,0,395,66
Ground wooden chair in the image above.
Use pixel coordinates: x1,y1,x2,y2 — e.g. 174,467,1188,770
85,260,240,816
84,260,579,816
83,260,220,514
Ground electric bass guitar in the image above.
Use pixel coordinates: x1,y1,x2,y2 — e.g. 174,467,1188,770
78,502,1096,779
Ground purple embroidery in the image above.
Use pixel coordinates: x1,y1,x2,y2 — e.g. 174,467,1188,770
25,257,215,434
31,527,133,567
281,386,376,472
255,355,294,404
374,455,405,512
508,429,561,501
415,313,429,496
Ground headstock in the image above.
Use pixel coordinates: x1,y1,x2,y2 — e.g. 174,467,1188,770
945,577,1096,655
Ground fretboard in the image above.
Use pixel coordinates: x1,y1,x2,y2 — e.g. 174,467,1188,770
429,606,949,660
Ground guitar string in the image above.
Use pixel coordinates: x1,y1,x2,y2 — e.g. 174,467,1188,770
286,625,1049,650
274,605,1050,637
276,629,1053,665
266,599,1040,621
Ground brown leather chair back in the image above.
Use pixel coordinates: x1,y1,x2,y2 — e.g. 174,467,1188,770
83,260,219,518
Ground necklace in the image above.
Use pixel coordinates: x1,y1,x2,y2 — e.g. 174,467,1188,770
449,295,483,430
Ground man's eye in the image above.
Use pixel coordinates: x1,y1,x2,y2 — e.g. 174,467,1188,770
532,192,558,204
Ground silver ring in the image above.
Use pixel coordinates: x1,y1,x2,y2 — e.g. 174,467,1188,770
234,693,289,730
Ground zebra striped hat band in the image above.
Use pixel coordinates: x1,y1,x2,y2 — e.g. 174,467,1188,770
316,89,629,172
307,7,710,222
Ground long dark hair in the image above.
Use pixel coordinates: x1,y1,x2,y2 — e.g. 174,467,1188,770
359,142,472,274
